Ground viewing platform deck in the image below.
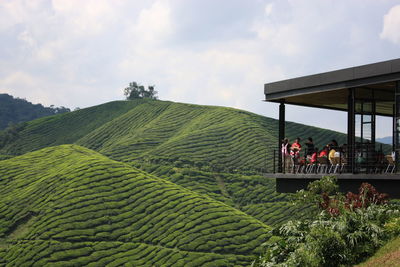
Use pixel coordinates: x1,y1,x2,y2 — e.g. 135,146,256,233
265,172,400,198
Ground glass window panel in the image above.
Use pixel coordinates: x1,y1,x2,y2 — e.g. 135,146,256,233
363,115,372,123
355,114,362,138
363,126,372,141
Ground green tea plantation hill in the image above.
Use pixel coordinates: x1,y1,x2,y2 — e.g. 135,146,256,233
0,99,350,171
0,99,390,266
0,145,270,266
0,99,361,229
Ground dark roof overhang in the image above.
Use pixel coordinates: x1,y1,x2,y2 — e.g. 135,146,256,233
264,58,400,116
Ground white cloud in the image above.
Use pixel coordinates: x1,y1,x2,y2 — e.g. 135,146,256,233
17,30,36,47
1,71,36,88
0,0,28,31
380,5,400,44
0,71,52,105
264,3,273,16
133,0,173,44
1,0,399,138
51,0,121,36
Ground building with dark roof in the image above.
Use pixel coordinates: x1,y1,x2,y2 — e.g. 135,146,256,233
264,58,400,197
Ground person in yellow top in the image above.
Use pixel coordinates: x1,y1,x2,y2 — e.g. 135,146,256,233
328,145,336,162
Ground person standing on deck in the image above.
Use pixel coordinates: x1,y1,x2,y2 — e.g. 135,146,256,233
305,137,315,163
290,137,302,171
281,138,291,173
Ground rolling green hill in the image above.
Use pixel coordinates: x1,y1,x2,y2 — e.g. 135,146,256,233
0,145,271,266
0,99,350,172
0,99,340,229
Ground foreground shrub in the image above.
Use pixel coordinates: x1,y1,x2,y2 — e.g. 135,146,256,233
253,178,400,267
295,176,389,217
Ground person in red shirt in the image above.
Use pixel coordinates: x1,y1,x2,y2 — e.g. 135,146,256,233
290,137,302,157
311,147,319,163
319,146,329,157
305,147,319,173
290,137,302,169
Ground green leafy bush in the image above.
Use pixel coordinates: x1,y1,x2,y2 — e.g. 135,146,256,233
384,217,400,236
254,178,400,267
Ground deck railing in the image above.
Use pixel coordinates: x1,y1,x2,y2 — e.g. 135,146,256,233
272,144,396,175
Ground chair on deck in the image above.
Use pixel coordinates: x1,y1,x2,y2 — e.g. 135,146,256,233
294,157,306,173
317,157,329,173
305,156,316,174
328,156,347,174
328,157,339,173
339,157,347,173
374,153,386,173
385,155,395,174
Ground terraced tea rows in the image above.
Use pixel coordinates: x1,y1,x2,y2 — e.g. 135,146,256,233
0,99,356,172
0,240,252,266
142,165,287,205
0,145,270,266
137,163,311,226
241,202,314,226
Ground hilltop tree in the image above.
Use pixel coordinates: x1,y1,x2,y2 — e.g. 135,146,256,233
124,82,158,100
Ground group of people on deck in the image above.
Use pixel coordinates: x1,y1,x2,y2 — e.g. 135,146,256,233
281,137,344,173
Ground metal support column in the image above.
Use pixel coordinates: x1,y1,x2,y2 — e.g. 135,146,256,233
372,94,376,145
395,81,400,172
393,104,396,153
347,88,355,173
278,102,285,173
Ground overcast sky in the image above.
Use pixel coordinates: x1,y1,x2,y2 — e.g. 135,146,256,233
1,0,400,137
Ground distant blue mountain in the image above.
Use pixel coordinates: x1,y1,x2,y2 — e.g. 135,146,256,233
376,136,392,145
